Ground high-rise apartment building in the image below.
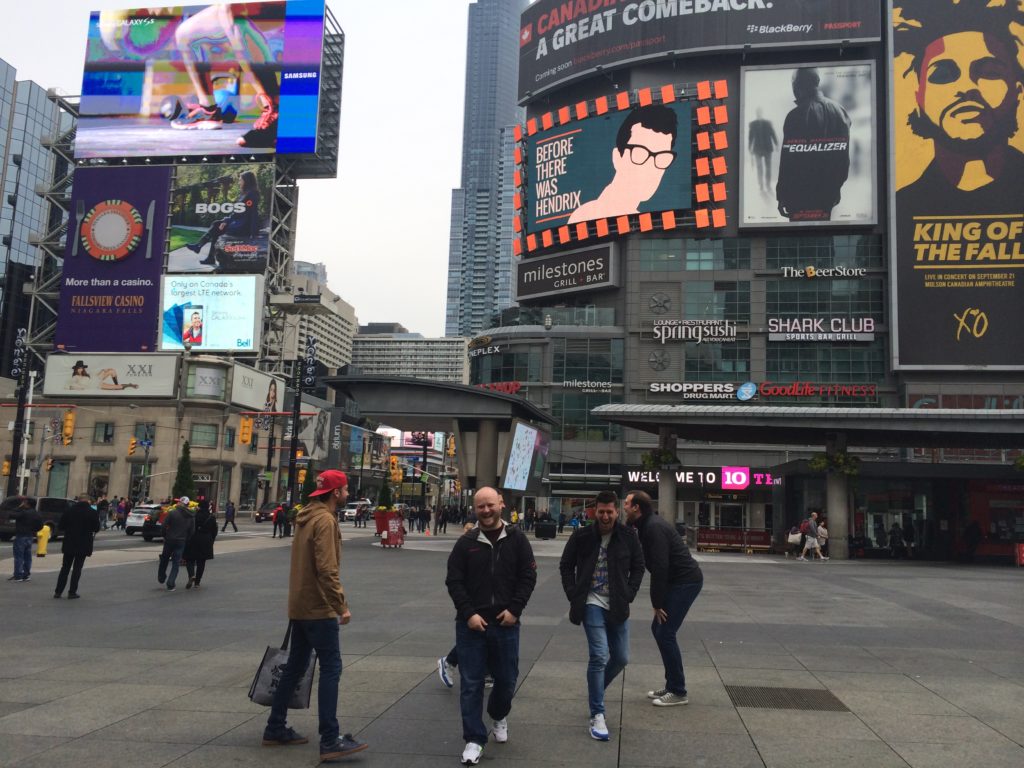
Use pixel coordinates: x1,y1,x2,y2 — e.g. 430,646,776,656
444,0,528,337
352,332,468,384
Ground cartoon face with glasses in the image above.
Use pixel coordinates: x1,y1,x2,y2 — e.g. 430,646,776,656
569,105,678,224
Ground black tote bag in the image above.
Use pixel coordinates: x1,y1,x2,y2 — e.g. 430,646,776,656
248,622,317,709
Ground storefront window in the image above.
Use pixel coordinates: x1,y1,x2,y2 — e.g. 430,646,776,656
93,422,115,444
219,465,232,508
47,461,70,498
552,339,625,384
766,277,885,318
240,467,260,509
552,393,622,442
87,461,111,499
766,341,886,384
471,347,542,385
765,234,884,270
683,281,750,322
190,423,218,448
684,341,750,381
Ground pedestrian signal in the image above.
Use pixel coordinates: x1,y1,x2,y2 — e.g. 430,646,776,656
61,410,76,445
239,416,253,445
128,437,137,456
1,460,9,476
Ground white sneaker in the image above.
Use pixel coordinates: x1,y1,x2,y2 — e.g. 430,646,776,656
589,713,609,741
461,742,483,765
437,656,454,688
653,692,689,707
796,555,807,561
490,717,508,743
647,688,669,699
821,556,830,561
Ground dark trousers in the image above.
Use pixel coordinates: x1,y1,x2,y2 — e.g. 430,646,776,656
185,559,207,583
158,541,186,588
652,580,703,696
266,618,342,747
455,620,519,746
272,521,283,537
221,519,237,532
55,553,87,595
12,535,34,579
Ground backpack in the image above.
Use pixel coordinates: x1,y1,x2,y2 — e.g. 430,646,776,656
800,520,812,535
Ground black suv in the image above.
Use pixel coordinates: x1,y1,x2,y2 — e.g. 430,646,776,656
254,501,284,523
0,496,74,541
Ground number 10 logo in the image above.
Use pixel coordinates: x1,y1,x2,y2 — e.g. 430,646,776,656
721,466,750,491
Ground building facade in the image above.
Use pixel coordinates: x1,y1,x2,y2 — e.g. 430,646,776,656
285,273,358,370
352,333,469,383
471,0,1024,561
444,0,529,337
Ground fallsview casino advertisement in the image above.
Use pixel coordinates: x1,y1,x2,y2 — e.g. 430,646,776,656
890,0,1024,368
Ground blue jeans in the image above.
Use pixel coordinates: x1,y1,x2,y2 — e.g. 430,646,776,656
455,620,520,746
651,580,703,696
12,535,34,579
583,603,629,716
157,540,186,588
267,618,342,746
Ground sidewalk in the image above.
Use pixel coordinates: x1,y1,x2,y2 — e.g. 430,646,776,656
0,528,1022,767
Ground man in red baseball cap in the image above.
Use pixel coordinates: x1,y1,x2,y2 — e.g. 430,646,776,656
262,469,368,761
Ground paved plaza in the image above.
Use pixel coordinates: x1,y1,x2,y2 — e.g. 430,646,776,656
0,524,1022,767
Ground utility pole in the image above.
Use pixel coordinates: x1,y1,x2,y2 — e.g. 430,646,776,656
141,424,153,501
262,415,275,505
6,328,30,499
287,336,317,506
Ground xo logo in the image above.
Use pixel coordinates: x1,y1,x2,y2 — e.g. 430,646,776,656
954,308,989,341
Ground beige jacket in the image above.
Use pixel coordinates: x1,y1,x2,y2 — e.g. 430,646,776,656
287,500,348,620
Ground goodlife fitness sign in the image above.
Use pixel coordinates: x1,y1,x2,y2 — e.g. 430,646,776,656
515,245,618,301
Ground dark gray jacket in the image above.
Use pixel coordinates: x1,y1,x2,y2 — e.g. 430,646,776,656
559,521,645,625
163,505,195,543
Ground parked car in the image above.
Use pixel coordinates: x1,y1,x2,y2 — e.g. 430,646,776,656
140,504,171,541
254,501,284,523
342,499,372,522
125,503,164,537
0,496,73,541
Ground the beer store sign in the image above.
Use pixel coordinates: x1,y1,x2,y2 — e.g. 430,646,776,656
652,319,737,345
768,317,875,342
781,265,867,279
515,244,618,301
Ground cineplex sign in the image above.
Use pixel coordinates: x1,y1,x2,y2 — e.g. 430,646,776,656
516,245,618,301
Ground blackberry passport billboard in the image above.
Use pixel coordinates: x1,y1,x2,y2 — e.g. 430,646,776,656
889,0,1024,369
525,102,692,233
518,0,881,102
740,62,877,227
75,0,326,159
167,163,273,273
516,245,618,301
55,166,170,353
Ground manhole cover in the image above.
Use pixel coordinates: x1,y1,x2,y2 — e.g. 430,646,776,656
725,685,849,712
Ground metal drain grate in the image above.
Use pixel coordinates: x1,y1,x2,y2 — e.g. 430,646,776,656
725,685,850,712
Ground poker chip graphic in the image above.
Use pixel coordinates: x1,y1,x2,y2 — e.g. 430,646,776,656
80,200,144,261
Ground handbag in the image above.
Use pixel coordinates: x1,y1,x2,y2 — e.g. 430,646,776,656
787,531,802,545
248,622,316,709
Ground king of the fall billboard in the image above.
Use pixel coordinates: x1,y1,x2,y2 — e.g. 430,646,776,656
889,0,1024,369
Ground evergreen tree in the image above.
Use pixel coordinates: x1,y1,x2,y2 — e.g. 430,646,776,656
300,465,317,505
377,481,392,509
172,441,197,499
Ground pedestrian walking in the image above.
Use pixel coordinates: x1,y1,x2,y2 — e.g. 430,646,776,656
624,490,703,707
53,494,101,599
446,487,537,766
559,490,645,741
889,522,905,559
185,501,218,589
8,498,43,583
158,497,195,592
799,512,828,561
221,500,238,533
96,494,110,530
817,517,830,558
261,469,367,762
271,503,284,538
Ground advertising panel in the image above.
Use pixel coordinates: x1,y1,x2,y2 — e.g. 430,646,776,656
740,62,876,226
296,402,330,461
42,353,178,398
519,0,882,101
500,420,551,494
167,163,273,273
230,363,284,412
159,275,263,352
516,244,618,301
191,365,227,398
75,0,326,158
55,166,170,353
524,102,692,233
889,1,1024,368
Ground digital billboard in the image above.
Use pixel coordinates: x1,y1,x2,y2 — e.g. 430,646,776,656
518,0,882,102
524,102,692,234
43,353,179,398
296,402,330,460
55,166,170,353
230,362,284,412
159,275,263,352
167,163,273,273
740,62,876,227
888,0,1024,369
500,420,551,494
75,0,326,159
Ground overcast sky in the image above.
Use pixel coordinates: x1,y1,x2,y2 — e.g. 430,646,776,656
0,1,477,338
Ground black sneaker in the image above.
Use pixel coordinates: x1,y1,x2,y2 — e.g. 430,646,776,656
320,734,367,761
186,577,194,590
262,726,308,746
171,103,223,130
68,593,80,600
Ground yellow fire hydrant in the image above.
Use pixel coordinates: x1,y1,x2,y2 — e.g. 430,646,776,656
36,523,51,558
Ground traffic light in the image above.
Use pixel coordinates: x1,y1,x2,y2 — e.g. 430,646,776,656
61,410,76,445
447,435,456,456
239,416,253,445
297,468,307,484
296,449,304,459
2,460,9,476
389,456,402,484
45,458,53,472
128,437,137,456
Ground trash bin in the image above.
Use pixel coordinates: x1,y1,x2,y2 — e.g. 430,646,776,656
381,512,405,549
535,520,557,540
374,509,387,537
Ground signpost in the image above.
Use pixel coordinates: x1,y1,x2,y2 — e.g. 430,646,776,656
287,336,318,505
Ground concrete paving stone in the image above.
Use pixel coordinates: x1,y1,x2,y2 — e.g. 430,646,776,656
985,716,1024,745
84,707,255,744
0,683,196,737
492,695,621,728
516,673,589,701
159,743,328,768
345,655,438,674
207,712,375,748
833,689,965,717
737,708,879,741
161,686,270,714
375,692,465,721
860,712,1013,744
812,672,924,693
0,733,70,765
338,689,411,719
703,640,791,656
344,714,474,758
718,667,825,689
709,652,807,671
340,669,430,694
619,730,763,768
752,736,909,768
889,740,1024,768
795,655,901,674
11,737,196,768
622,699,747,734
0,679,94,704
